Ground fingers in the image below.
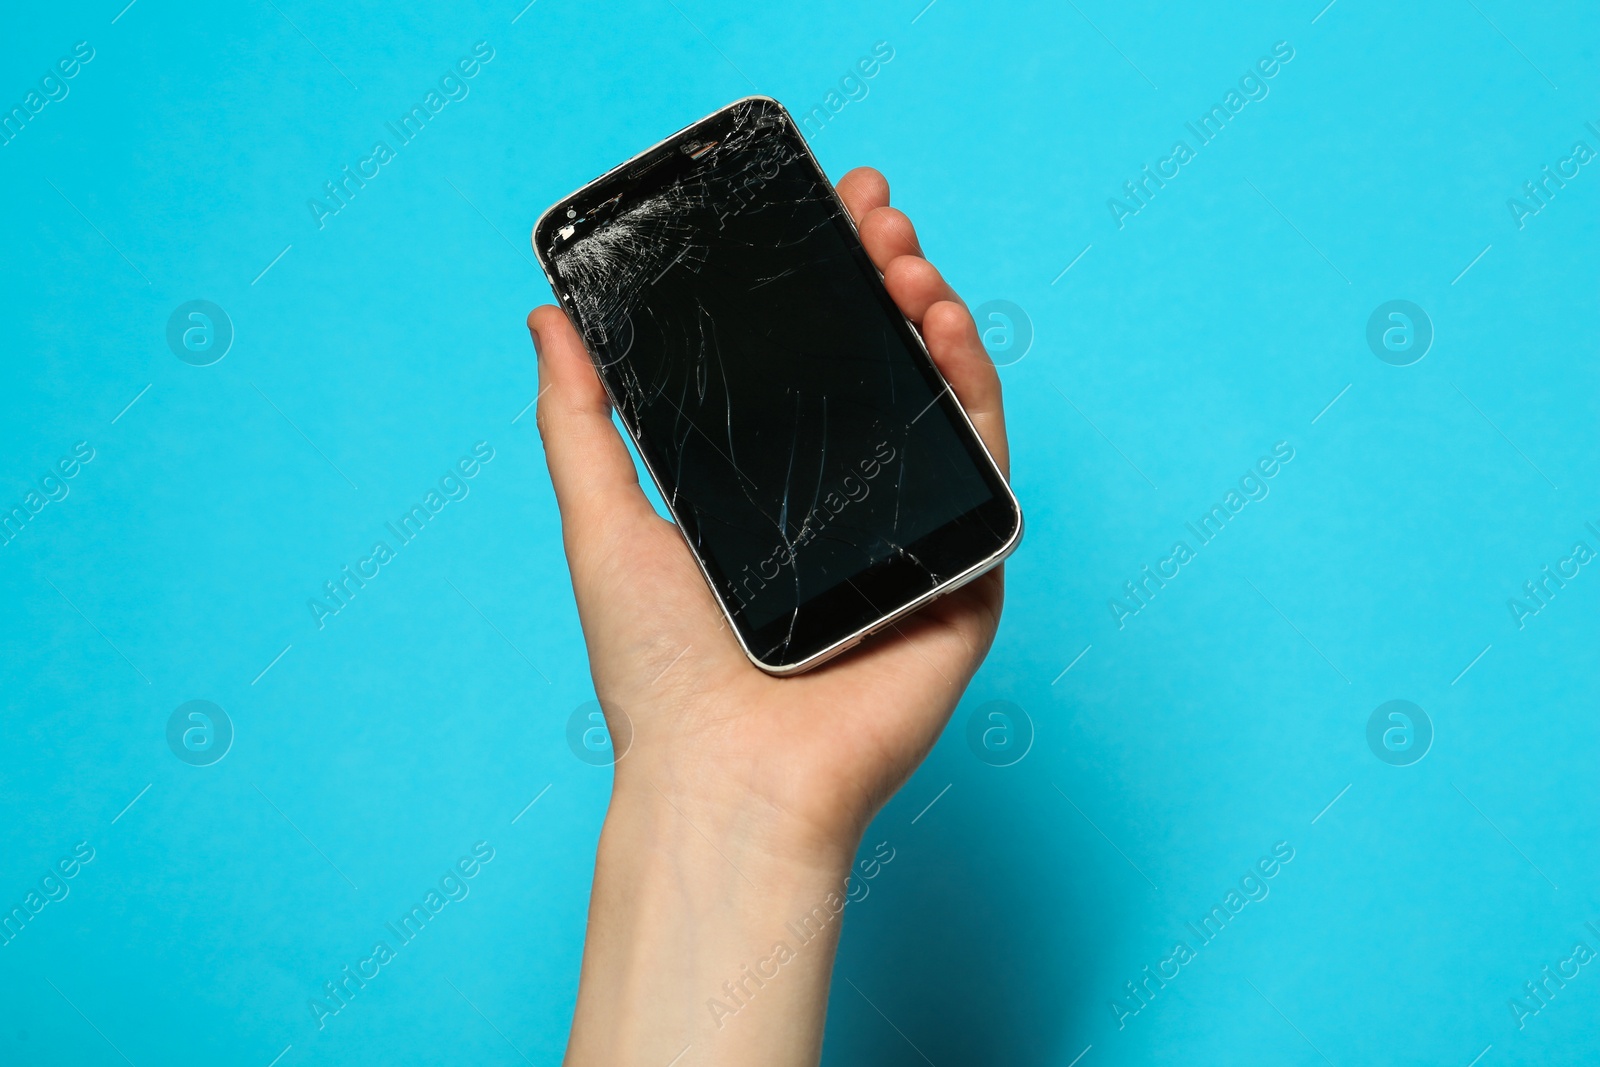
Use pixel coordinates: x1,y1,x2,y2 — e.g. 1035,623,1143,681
882,254,962,325
835,167,1006,477
837,166,926,276
919,300,1009,478
528,305,657,554
836,167,889,223
858,207,924,271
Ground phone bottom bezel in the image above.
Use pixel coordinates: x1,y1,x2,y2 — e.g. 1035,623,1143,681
739,493,1022,674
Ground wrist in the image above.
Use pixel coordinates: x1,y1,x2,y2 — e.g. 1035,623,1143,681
565,766,860,1066
606,760,858,886
610,750,865,877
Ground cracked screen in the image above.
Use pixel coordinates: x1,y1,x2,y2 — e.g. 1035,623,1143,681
538,98,1017,668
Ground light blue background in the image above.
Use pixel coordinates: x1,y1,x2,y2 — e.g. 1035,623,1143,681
2,1,1597,1064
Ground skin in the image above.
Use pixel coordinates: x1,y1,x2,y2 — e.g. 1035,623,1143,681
530,167,1011,1066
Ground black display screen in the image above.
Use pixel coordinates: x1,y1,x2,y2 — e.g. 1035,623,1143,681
537,98,1019,669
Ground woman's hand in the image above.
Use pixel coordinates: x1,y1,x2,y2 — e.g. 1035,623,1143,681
534,167,1010,1066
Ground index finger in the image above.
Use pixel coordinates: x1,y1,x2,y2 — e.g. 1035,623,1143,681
836,167,889,224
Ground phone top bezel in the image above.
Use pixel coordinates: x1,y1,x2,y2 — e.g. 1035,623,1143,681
530,95,1023,675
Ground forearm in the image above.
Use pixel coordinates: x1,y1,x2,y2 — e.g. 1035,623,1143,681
564,772,858,1066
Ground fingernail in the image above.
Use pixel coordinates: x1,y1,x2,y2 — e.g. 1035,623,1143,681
530,326,543,361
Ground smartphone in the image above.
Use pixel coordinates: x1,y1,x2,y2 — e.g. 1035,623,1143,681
532,96,1021,674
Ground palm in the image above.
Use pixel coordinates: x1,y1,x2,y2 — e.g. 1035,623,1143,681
584,503,1000,836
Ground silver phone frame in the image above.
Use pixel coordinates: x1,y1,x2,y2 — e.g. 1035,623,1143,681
530,95,1023,675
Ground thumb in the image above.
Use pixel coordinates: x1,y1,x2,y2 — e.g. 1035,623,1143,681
528,305,657,562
